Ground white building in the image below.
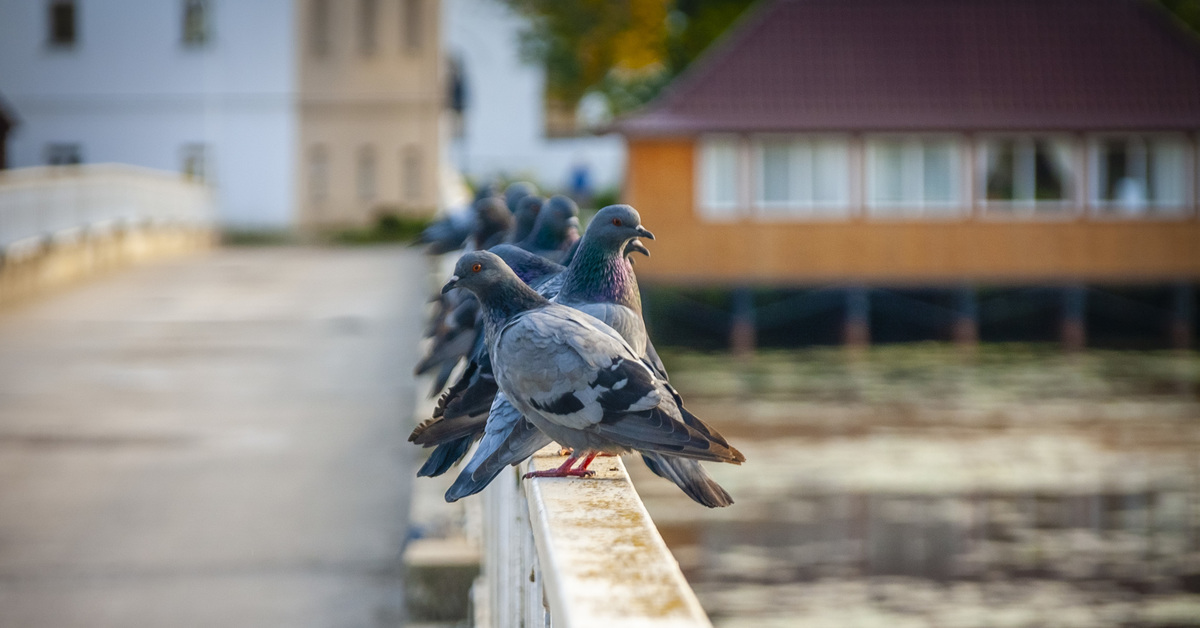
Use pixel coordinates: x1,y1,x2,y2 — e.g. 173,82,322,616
443,0,625,196
0,0,443,229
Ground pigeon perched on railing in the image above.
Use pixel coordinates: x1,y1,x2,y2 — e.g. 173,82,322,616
503,181,538,214
414,194,516,393
439,207,738,507
414,183,502,255
435,250,744,506
411,244,567,476
506,195,544,245
411,207,652,477
515,195,580,263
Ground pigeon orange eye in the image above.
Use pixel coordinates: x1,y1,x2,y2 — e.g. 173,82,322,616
612,218,622,226
471,263,482,272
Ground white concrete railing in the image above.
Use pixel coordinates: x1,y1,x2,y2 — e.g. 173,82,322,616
0,164,214,256
477,446,712,628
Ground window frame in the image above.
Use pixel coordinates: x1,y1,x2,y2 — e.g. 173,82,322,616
181,0,210,48
47,0,77,49
358,0,378,57
45,142,82,166
357,145,377,202
1087,133,1194,219
865,133,966,219
309,144,330,203
695,134,745,222
309,0,331,57
402,145,421,203
975,133,1080,219
402,0,422,54
750,133,852,220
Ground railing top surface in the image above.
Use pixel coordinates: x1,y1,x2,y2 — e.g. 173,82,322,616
522,447,713,628
0,163,210,189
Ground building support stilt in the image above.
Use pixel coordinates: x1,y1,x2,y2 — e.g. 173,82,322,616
953,285,979,347
844,285,870,348
1061,284,1087,352
730,285,757,357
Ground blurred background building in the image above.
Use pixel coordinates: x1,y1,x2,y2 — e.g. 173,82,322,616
0,0,442,229
618,0,1200,353
442,0,625,195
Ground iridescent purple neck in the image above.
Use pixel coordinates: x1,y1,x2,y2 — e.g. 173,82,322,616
557,237,641,312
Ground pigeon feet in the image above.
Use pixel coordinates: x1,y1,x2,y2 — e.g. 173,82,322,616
524,451,598,479
524,468,595,479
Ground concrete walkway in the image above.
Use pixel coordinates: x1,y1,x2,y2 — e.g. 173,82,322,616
0,247,426,627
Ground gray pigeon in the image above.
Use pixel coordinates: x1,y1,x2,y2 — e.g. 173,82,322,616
413,209,652,476
504,181,538,214
410,245,567,476
517,195,581,262
439,250,744,506
471,196,514,250
444,207,730,506
507,195,544,245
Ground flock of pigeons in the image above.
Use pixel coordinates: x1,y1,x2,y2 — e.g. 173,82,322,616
409,183,744,508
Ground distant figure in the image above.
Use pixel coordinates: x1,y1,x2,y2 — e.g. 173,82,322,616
568,162,593,208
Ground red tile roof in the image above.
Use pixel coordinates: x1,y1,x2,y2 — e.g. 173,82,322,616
618,0,1200,135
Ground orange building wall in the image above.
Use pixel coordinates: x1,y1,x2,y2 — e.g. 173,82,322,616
623,138,1200,286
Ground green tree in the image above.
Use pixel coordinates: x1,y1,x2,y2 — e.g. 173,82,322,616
501,0,756,118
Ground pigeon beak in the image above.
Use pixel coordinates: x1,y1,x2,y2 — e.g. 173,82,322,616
626,239,651,258
635,225,655,240
441,275,459,294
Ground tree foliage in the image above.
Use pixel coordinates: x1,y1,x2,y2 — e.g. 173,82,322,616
501,0,756,117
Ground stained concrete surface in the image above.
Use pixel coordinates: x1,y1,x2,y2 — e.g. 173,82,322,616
0,247,426,627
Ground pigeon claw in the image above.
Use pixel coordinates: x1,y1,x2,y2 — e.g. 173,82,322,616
523,468,595,479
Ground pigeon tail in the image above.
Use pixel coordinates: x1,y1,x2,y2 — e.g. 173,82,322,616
417,436,474,477
640,453,734,508
445,418,551,502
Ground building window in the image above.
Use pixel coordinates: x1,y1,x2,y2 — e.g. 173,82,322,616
867,137,962,215
403,145,421,202
697,136,741,220
1091,135,1190,215
182,0,210,46
979,137,1074,213
180,144,208,182
310,0,330,57
402,0,422,53
753,136,849,216
309,145,329,202
357,145,376,201
359,0,378,56
48,1,77,48
45,143,82,165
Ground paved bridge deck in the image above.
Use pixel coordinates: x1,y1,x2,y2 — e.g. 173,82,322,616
0,246,424,627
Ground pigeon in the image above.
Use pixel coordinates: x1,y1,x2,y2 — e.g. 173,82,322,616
437,250,744,506
411,209,652,476
414,183,502,255
516,195,581,263
410,244,567,477
414,193,518,392
507,195,545,245
504,181,538,214
443,207,733,505
471,196,514,251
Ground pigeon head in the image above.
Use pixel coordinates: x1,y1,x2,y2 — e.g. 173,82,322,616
525,195,581,251
472,197,513,247
583,204,654,252
443,251,517,296
509,195,544,244
504,181,538,213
